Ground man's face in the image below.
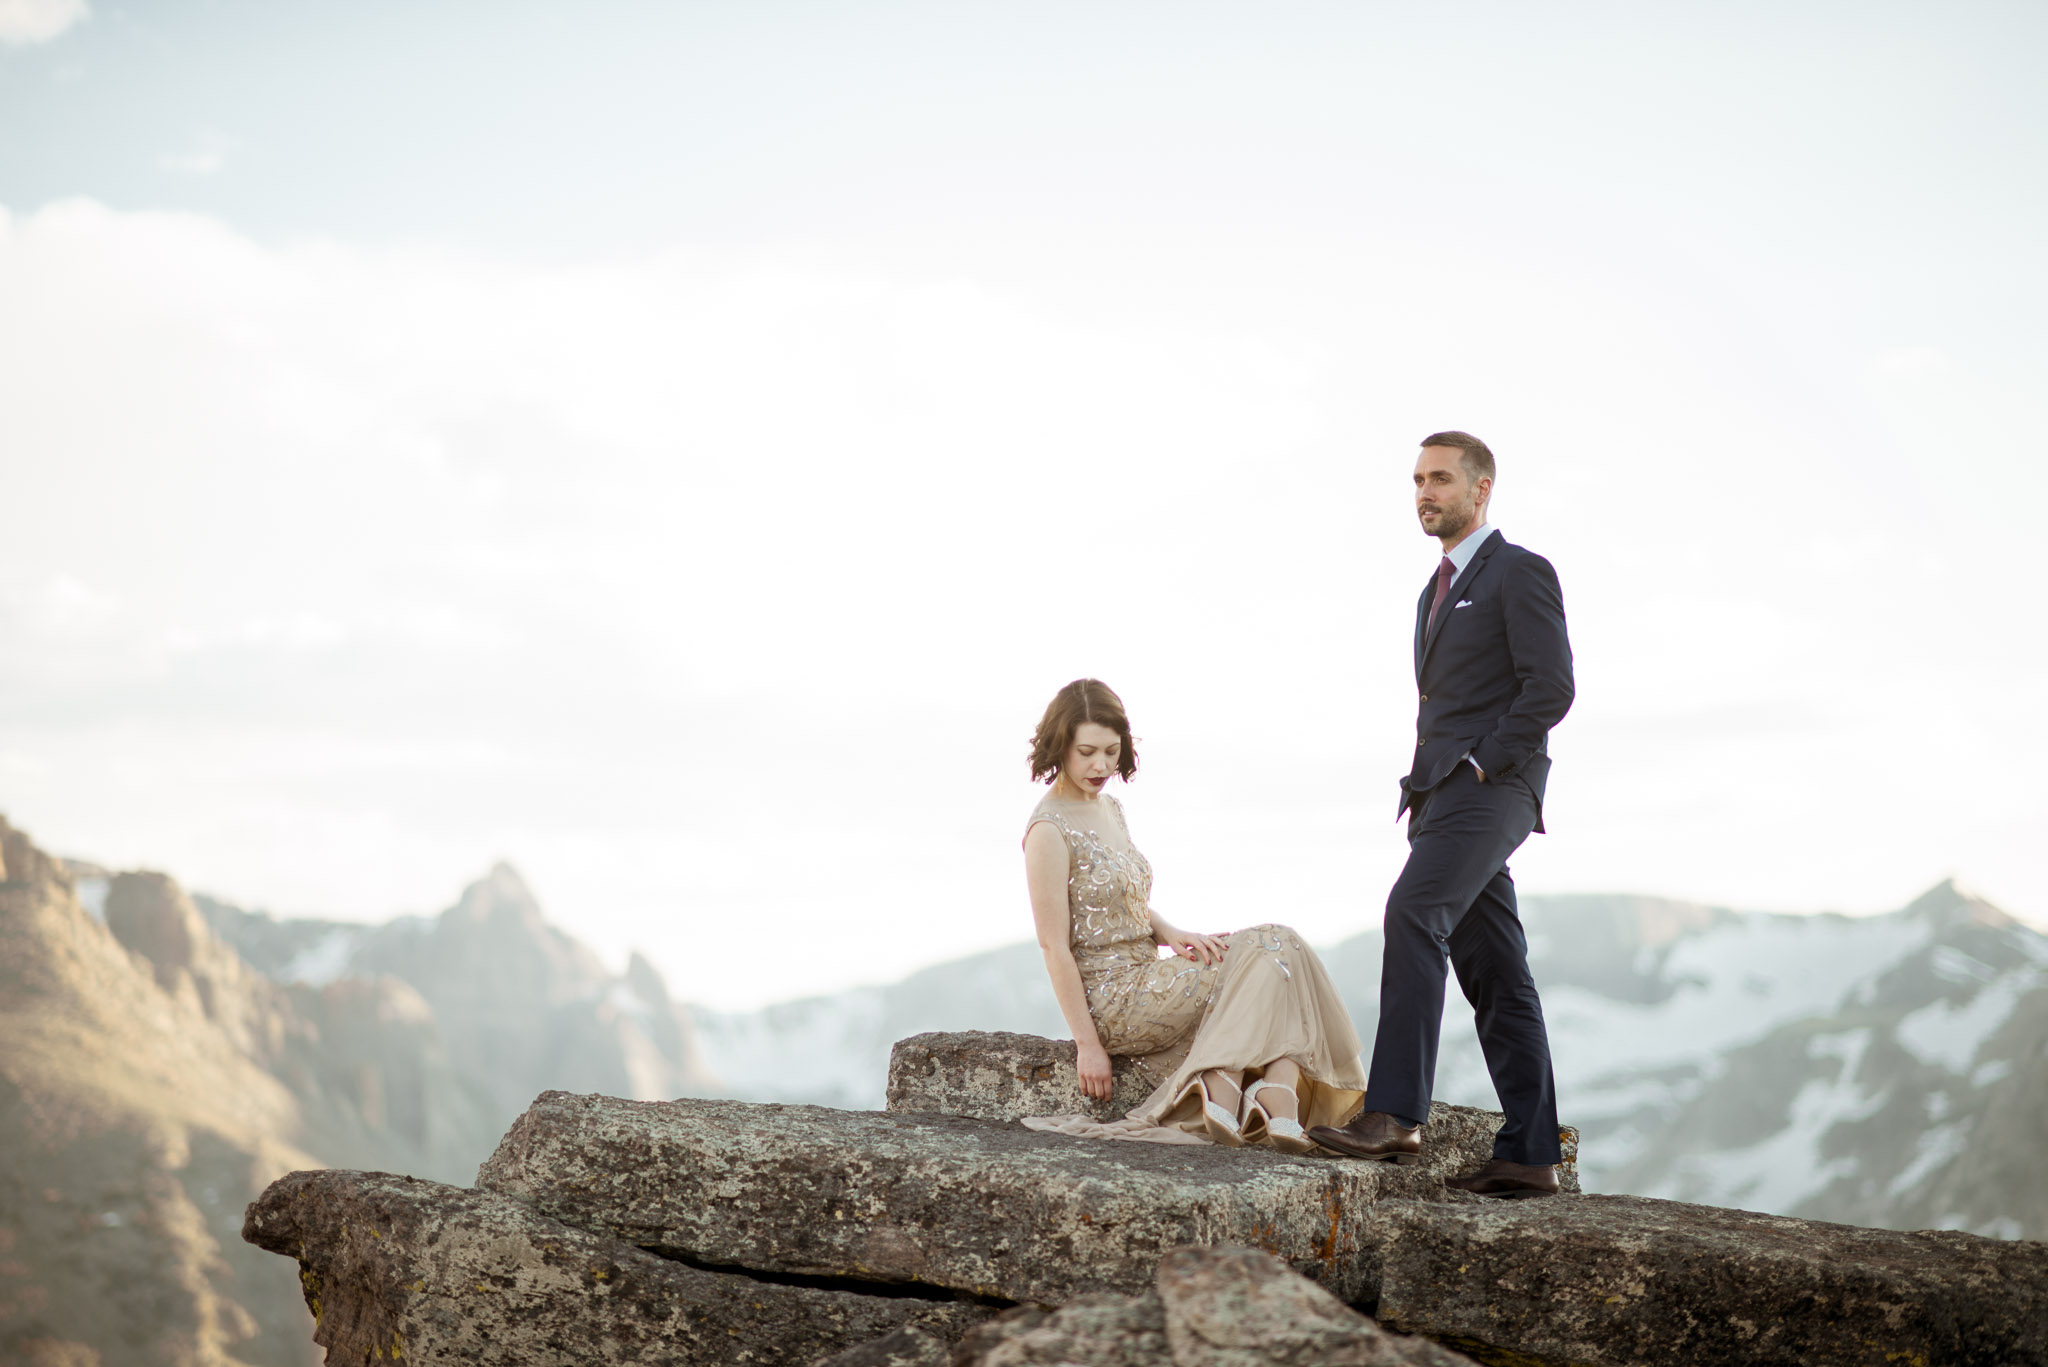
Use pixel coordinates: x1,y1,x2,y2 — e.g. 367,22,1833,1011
1413,445,1487,542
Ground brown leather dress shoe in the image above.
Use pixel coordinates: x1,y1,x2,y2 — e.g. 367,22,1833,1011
1443,1158,1559,1199
1305,1111,1422,1164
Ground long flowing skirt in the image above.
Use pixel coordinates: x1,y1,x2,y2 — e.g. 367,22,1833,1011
1022,923,1366,1145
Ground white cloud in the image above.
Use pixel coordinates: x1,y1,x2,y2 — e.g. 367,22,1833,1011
0,196,2042,1007
0,0,86,46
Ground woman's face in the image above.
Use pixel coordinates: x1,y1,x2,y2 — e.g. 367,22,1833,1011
1059,722,1123,796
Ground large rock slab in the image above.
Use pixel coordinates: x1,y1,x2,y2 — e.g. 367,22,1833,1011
476,1091,1444,1306
886,1031,1581,1192
242,1168,988,1366
1367,1193,2048,1367
950,1246,1476,1366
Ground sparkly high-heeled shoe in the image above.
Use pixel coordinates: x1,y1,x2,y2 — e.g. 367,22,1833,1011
1242,1078,1314,1154
1176,1071,1245,1146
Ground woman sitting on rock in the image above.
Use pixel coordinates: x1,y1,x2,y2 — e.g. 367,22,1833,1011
1019,678,1367,1150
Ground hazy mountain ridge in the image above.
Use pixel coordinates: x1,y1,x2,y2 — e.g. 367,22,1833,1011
196,864,717,1133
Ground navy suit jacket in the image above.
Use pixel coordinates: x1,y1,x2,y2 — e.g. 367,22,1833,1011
1399,529,1575,830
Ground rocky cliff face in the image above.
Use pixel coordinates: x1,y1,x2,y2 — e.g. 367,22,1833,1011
0,816,322,1367
0,816,713,1366
237,1030,2048,1366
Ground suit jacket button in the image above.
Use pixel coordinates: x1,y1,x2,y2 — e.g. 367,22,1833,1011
1420,694,1429,702
1417,739,1426,747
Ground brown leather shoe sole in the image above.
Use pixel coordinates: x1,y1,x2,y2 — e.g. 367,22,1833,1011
1463,1183,1555,1199
1305,1126,1422,1164
1444,1169,1559,1199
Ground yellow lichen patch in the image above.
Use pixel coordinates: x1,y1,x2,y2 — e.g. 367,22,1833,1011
408,1280,423,1293
1881,1350,1931,1366
591,1267,610,1281
390,1331,406,1359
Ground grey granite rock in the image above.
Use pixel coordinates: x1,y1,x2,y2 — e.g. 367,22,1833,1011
1367,1193,2048,1366
954,1247,1475,1366
242,1168,989,1366
885,1031,1579,1193
808,1322,952,1367
953,1293,1172,1367
475,1092,1443,1306
1154,1246,1475,1366
885,1030,1162,1123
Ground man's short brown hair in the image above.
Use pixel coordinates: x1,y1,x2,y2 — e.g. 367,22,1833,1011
1029,679,1139,784
1421,430,1495,485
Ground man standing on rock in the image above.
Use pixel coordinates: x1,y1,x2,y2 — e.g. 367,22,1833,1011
1308,431,1574,1198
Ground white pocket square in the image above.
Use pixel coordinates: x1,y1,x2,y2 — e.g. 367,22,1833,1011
1453,599,1474,609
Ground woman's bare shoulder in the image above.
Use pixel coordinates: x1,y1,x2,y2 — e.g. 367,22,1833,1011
1024,803,1070,852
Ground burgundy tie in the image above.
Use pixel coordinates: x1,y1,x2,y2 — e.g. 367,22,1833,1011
1426,556,1455,633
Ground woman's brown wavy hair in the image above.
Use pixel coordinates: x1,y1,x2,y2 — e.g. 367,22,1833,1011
1028,679,1139,785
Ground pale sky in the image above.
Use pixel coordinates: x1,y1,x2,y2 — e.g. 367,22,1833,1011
4,2,2044,1007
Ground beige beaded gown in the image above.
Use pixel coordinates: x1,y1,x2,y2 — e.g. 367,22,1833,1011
1019,791,1367,1144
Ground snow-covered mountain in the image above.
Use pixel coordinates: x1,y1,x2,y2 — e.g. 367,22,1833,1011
691,881,2047,1240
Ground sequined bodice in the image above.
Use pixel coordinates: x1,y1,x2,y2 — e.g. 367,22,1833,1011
1028,794,1155,961
1029,793,1218,1057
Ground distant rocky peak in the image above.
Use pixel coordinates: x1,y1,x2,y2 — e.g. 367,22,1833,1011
447,861,545,930
625,949,672,1008
0,813,66,889
105,871,208,974
1900,878,2014,932
410,862,610,1006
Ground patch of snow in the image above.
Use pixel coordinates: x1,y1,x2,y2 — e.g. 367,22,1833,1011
1969,1058,2013,1088
1894,969,2040,1073
75,875,108,922
1930,945,1998,985
1888,1120,1969,1197
281,928,360,987
2012,927,2048,966
1545,914,1930,1096
1642,1029,1883,1215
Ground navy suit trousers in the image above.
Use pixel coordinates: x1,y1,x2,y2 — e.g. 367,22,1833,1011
1364,764,1562,1165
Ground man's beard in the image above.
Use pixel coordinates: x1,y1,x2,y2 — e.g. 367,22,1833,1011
1422,502,1474,540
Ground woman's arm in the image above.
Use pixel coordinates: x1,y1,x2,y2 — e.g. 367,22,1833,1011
1024,821,1114,1101
1146,906,1228,966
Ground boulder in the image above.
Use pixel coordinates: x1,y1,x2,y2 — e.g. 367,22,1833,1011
475,1091,1443,1307
1366,1193,2048,1367
242,1168,989,1366
885,1030,1162,1123
950,1246,1476,1366
885,1031,1581,1193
